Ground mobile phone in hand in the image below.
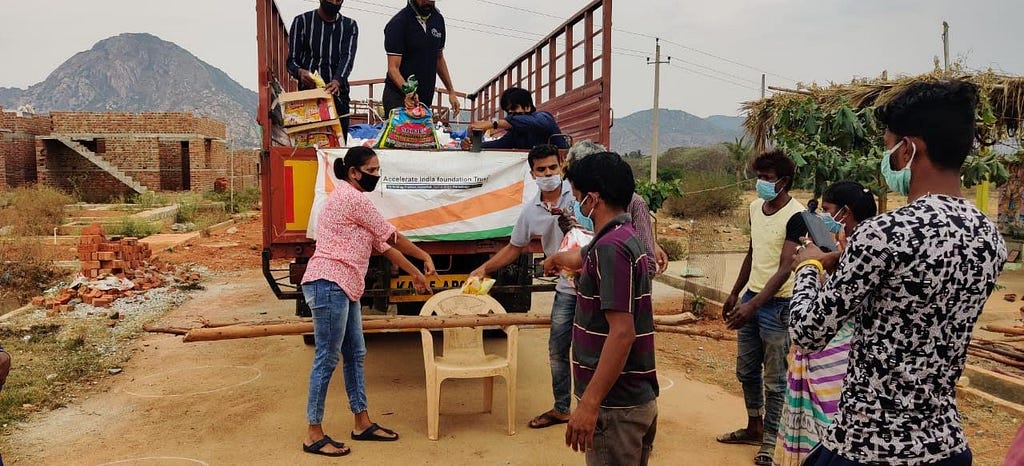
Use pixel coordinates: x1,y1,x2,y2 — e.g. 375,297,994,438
800,211,838,252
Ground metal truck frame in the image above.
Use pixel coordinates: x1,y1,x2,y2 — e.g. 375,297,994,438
256,0,613,316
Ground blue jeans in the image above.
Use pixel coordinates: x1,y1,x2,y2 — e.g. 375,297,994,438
303,279,368,425
550,290,576,414
735,290,790,453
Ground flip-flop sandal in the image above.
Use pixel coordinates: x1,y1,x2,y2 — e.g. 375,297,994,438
303,436,351,457
715,428,762,446
753,452,773,466
351,422,399,442
528,411,569,429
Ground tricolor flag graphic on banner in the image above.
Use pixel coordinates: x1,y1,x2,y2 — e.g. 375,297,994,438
304,149,535,241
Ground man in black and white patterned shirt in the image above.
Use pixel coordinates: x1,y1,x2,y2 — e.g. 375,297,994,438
790,80,1006,466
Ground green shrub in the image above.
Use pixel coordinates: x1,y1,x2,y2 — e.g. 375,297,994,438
107,218,161,238
663,171,743,218
175,195,201,223
131,191,169,209
657,238,687,261
0,185,73,236
204,186,261,214
0,239,67,303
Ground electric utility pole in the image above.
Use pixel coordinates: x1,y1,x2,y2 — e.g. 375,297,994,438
647,38,670,184
942,21,950,73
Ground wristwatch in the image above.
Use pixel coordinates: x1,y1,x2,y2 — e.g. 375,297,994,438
492,120,499,130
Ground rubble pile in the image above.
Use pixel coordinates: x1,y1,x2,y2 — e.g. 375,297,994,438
30,222,201,316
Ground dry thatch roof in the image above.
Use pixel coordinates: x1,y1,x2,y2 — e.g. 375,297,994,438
742,70,1024,152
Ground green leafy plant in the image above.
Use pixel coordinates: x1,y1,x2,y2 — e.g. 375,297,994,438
663,171,742,218
690,292,708,317
175,195,202,224
637,179,683,213
131,191,169,209
722,136,753,181
204,186,261,214
107,218,161,238
657,238,686,261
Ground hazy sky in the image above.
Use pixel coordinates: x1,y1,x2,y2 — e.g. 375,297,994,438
1,0,1021,118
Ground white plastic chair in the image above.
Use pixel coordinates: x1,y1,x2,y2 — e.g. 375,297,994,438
419,289,518,440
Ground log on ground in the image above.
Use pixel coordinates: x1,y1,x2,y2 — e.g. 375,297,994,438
654,325,737,341
183,314,552,343
983,325,1024,336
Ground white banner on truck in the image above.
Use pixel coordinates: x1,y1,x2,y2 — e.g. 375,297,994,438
309,149,534,241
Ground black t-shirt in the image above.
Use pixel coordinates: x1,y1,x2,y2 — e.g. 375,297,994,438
384,6,446,105
784,212,809,243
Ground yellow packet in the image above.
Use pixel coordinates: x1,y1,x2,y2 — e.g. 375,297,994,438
312,70,326,88
461,276,495,295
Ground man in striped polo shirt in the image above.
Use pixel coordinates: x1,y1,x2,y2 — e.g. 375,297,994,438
555,151,659,465
287,0,358,141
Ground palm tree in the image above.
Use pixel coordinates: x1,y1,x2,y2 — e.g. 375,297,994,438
722,136,752,181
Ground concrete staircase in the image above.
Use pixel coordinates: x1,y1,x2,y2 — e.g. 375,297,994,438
53,136,148,194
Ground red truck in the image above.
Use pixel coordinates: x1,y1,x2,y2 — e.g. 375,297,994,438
255,0,613,323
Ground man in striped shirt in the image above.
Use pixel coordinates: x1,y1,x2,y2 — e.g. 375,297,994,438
555,151,659,466
287,0,358,141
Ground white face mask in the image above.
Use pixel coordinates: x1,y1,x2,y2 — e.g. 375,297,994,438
535,174,562,192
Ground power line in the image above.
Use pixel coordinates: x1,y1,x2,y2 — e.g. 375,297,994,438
470,0,565,20
460,0,801,85
667,62,761,92
613,29,800,84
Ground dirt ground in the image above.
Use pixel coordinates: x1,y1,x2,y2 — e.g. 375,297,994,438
0,269,765,465
1,205,1021,465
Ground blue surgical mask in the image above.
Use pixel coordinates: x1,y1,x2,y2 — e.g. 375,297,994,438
535,174,562,192
881,140,915,196
574,195,595,231
756,179,781,201
819,211,844,235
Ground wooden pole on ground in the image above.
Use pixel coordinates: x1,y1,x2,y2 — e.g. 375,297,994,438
983,325,1024,336
181,314,552,343
654,325,737,341
968,347,1024,370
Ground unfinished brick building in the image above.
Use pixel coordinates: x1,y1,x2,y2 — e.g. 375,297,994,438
0,109,51,190
1,108,259,201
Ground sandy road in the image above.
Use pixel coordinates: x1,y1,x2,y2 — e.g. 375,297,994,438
3,269,759,465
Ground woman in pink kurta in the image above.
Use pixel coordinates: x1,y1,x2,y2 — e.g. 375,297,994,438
299,146,435,457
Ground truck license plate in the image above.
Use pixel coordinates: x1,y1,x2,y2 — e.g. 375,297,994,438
389,274,469,302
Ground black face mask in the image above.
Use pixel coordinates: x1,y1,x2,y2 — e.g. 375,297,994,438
320,0,341,17
357,170,380,192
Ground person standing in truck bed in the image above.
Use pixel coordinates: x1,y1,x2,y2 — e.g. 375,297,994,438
287,0,358,142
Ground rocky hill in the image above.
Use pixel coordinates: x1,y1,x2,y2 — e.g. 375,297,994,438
0,33,258,148
611,109,745,154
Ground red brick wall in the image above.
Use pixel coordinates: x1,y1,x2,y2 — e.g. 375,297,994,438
50,112,225,139
228,149,261,189
36,140,134,202
1,111,50,189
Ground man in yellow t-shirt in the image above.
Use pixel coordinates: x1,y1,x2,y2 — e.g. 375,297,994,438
716,150,806,466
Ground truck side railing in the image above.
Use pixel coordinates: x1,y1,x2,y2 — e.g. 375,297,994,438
471,0,613,148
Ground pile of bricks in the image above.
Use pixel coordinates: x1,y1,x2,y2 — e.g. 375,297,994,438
77,223,152,278
31,222,199,317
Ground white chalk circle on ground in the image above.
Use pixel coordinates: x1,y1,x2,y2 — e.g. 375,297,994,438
123,365,261,398
658,373,675,391
96,457,209,466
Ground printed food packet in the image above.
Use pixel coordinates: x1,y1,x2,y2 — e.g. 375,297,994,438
312,71,326,88
558,227,594,285
559,227,593,253
461,276,496,295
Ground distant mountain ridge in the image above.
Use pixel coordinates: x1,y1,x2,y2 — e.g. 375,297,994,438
0,33,259,147
611,109,746,154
